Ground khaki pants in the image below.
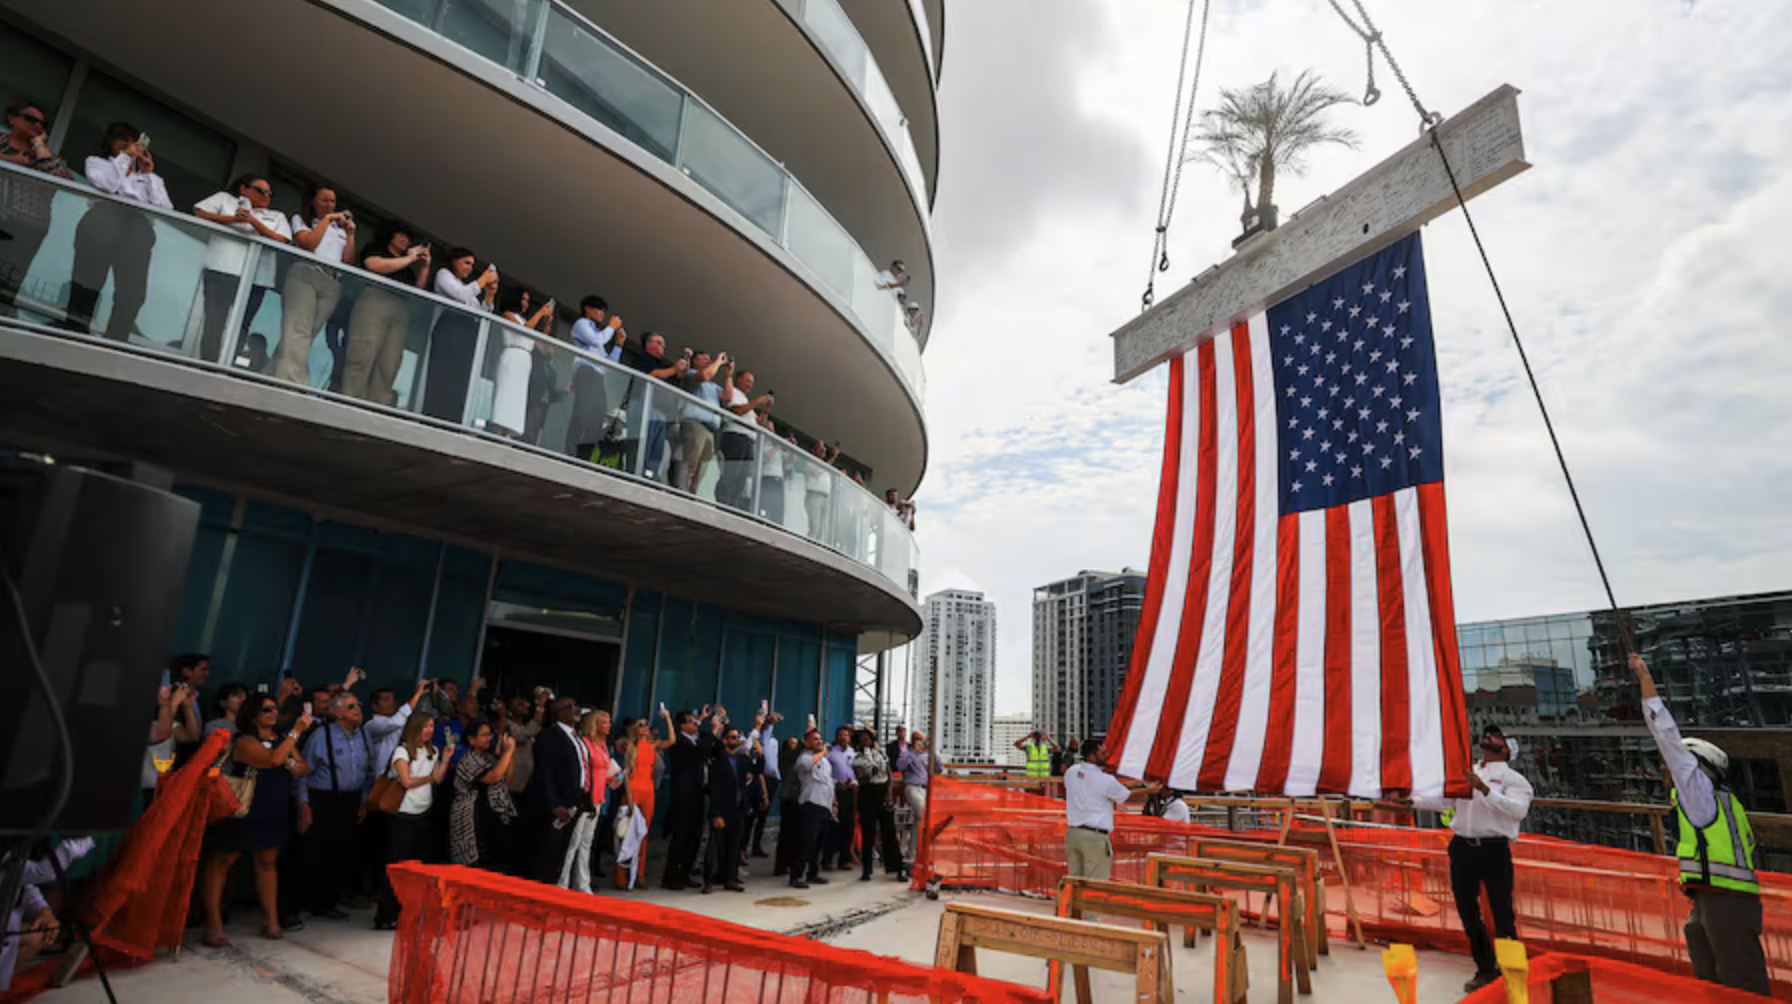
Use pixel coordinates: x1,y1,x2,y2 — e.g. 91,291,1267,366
680,421,717,494
343,287,409,405
272,263,340,385
1065,826,1112,880
904,784,928,858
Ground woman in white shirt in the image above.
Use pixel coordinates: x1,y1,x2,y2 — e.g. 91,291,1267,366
758,412,787,524
65,122,172,342
270,184,357,386
373,714,450,930
192,174,291,362
804,441,839,542
490,287,554,440
422,247,497,423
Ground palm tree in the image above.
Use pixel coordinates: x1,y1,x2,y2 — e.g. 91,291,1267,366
1188,70,1359,233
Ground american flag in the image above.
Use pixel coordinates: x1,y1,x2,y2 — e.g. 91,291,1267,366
1105,233,1470,799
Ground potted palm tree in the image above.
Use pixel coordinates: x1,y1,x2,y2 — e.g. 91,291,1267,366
1188,70,1358,244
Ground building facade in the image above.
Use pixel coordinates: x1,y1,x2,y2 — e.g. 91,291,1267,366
1457,590,1792,864
913,589,995,762
1031,569,1145,742
0,0,943,727
990,713,1033,768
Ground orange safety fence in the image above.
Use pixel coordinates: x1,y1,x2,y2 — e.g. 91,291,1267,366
2,729,234,1003
911,777,1792,1000
1458,951,1778,1004
389,863,1052,1004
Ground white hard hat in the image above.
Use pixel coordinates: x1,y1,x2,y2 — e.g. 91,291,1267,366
1682,737,1729,774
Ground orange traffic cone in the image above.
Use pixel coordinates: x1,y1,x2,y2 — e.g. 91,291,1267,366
1381,943,1416,1004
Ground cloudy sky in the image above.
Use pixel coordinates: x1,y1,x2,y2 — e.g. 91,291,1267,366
901,0,1792,716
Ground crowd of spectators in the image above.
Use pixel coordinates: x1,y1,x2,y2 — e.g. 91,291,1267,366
124,653,932,946
0,102,921,546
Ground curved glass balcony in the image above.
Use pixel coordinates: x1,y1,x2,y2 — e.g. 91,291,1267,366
774,0,931,207
359,0,925,398
0,163,921,600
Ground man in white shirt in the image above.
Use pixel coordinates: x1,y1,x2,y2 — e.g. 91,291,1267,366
566,295,625,460
365,678,423,776
1160,790,1191,824
67,122,172,342
1413,727,1535,993
1063,739,1159,880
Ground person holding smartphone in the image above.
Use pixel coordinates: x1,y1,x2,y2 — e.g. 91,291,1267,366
191,175,291,362
423,249,498,422
0,98,73,317
66,122,171,342
343,222,430,405
490,287,555,440
372,714,449,930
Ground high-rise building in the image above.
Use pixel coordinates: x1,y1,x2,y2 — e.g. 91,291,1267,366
1032,569,1146,741
913,589,996,762
0,0,942,729
990,713,1034,768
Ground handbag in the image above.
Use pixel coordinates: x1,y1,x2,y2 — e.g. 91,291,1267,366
367,747,406,815
216,740,257,819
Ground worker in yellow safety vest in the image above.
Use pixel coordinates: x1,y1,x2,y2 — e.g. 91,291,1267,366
1014,729,1058,789
1629,652,1769,995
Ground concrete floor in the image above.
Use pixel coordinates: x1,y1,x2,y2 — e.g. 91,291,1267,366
34,861,1483,1004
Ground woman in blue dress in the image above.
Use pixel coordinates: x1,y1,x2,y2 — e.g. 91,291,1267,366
198,695,312,946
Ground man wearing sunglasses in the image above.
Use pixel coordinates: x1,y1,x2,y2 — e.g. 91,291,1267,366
1412,725,1535,993
0,98,73,316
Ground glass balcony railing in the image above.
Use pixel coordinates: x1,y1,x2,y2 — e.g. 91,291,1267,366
0,162,921,600
359,0,925,397
775,0,931,208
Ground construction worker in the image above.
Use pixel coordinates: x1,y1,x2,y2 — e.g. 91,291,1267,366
1014,729,1057,793
1629,653,1769,995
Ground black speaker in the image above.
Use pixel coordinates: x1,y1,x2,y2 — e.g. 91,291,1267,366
0,455,200,835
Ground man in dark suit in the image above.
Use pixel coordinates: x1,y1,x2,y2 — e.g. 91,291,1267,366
885,723,908,767
524,696,589,884
703,725,753,893
662,707,720,890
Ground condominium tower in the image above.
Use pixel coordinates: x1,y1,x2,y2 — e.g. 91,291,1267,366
912,589,996,761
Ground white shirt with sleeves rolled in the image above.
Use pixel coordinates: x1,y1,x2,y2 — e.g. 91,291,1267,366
84,152,171,210
1414,761,1535,840
1064,763,1131,832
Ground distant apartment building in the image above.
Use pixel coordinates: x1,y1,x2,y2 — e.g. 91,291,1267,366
1032,570,1147,742
991,713,1034,768
912,589,996,762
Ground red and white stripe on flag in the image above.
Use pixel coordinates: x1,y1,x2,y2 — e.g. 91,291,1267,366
1105,237,1470,799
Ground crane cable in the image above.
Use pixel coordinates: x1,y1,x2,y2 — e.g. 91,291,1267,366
1140,0,1212,313
1324,0,1628,636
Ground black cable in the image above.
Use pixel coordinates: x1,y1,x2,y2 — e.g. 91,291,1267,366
0,541,76,835
1426,129,1623,619
1141,0,1212,312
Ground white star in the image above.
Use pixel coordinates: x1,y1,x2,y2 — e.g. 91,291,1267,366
1355,374,1368,386
1393,431,1405,445
1400,336,1414,349
1397,300,1411,314
1288,416,1300,429
1362,281,1376,295
1283,355,1294,366
1280,324,1291,336
1332,418,1345,430
1353,339,1366,352
1297,364,1309,376
1306,312,1317,324
1379,290,1393,303
1403,372,1418,386
1305,460,1318,472
1341,364,1352,375
1294,334,1305,345
1347,431,1360,443
1363,442,1376,455
1407,408,1421,422
1325,352,1336,364
1372,386,1385,398
1321,474,1334,487
1300,396,1312,408
1321,320,1333,332
1293,480,1304,492
1357,407,1371,420
1380,456,1394,469
1286,386,1297,398
1389,395,1403,409
1369,349,1383,363
1289,448,1301,461
1320,439,1332,452
1365,316,1379,330
1333,297,1346,310
1334,451,1347,464
1376,420,1389,434
1351,465,1364,478
1349,305,1362,319
1393,265,1407,280
1328,386,1340,398
1386,361,1400,373
1409,446,1423,459
1317,408,1330,420
1336,329,1349,342
1301,427,1315,440
1313,375,1325,387
1383,324,1397,337
1311,343,1322,355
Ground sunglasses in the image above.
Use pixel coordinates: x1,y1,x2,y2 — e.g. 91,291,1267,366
259,704,279,713
14,112,45,127
247,185,271,197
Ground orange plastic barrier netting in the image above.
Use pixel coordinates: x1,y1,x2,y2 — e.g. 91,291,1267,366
389,863,1051,1004
1458,952,1779,1004
911,777,1792,999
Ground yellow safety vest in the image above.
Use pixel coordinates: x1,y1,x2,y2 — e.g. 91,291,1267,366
1673,787,1759,896
1025,742,1052,779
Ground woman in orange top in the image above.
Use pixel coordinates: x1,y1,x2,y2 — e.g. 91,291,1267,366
616,715,674,888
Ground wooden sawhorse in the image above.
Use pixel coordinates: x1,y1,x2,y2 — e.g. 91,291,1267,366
935,902,1173,1004
1056,877,1247,1003
1146,855,1311,1004
1186,838,1327,961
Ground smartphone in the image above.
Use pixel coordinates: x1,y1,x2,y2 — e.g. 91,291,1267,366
255,682,269,694
136,132,152,153
760,699,769,715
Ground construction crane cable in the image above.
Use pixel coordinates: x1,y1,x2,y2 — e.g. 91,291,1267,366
1141,0,1212,312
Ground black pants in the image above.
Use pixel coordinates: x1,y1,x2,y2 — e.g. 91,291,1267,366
423,313,479,422
857,783,903,876
302,790,363,912
716,433,755,511
198,270,267,364
524,815,575,885
825,786,857,866
774,796,799,874
760,477,784,523
375,812,432,925
323,289,357,392
1448,836,1516,976
704,815,742,887
565,366,610,460
65,202,155,341
665,813,703,888
748,778,778,853
788,803,831,884
1685,887,1771,995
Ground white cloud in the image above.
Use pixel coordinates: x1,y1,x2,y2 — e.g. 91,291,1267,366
913,0,1792,716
